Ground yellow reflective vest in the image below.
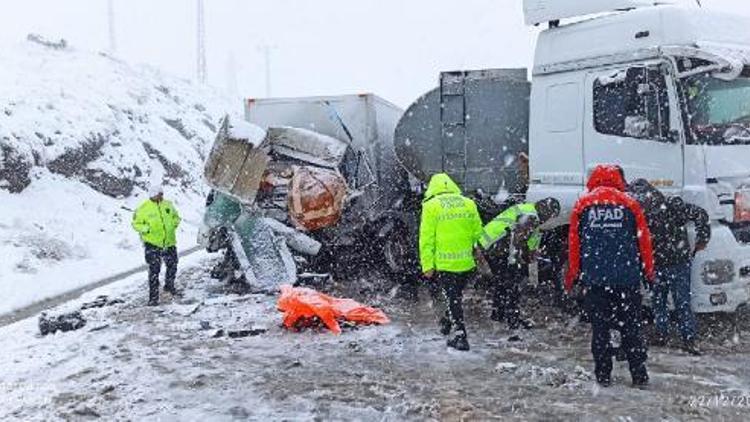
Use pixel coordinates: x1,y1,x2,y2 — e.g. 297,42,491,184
132,199,181,248
478,203,541,252
419,174,483,274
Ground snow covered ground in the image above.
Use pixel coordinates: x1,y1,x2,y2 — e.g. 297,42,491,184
2,253,750,421
0,38,238,314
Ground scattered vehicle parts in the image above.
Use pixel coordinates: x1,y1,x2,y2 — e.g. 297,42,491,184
38,311,86,336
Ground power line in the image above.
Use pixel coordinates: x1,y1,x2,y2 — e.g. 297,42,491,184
196,0,207,84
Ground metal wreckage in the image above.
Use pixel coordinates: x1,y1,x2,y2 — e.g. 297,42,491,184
197,95,414,292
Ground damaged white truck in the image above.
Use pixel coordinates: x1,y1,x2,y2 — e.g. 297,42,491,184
198,95,410,290
523,0,750,314
396,0,750,315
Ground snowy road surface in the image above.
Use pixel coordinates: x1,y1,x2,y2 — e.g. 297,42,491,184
2,252,750,421
0,246,202,328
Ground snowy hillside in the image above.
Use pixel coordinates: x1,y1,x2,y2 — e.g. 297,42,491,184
0,38,237,313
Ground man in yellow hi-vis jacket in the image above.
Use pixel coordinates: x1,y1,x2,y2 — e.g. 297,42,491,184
132,185,181,306
419,173,482,351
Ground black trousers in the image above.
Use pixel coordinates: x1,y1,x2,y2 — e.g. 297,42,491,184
145,244,178,302
428,272,471,334
491,261,526,327
586,285,648,380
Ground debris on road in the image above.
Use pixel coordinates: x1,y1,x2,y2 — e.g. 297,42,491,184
277,285,389,335
80,295,125,310
211,328,268,338
88,324,110,332
227,328,268,338
38,311,86,336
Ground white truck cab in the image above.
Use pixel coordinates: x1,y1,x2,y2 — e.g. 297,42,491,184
524,0,750,313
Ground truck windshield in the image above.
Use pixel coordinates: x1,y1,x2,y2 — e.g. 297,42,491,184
684,72,750,145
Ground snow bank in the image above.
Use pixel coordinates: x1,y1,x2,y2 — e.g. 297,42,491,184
0,39,238,314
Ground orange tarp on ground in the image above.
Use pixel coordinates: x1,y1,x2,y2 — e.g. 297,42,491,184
277,285,390,335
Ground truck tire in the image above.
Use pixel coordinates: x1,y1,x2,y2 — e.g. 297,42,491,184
379,220,417,286
383,227,412,279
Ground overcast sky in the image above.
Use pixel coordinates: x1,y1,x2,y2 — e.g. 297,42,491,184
0,0,748,107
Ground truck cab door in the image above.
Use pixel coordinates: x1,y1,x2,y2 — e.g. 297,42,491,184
584,62,683,191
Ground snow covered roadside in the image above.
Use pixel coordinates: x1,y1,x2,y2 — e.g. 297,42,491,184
3,254,750,421
0,173,203,315
0,39,238,314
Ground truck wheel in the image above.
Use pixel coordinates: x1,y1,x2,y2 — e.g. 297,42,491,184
384,231,408,275
381,223,416,285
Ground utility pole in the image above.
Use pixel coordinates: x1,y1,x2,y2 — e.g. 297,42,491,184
107,0,117,54
196,0,207,84
257,44,277,97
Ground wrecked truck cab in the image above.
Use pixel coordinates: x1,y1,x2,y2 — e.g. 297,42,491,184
201,94,413,290
244,95,414,278
200,117,330,290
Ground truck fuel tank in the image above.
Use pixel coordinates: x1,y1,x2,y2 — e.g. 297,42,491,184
394,69,530,196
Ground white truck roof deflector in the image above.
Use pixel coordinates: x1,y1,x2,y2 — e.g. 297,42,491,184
523,0,674,26
533,6,750,76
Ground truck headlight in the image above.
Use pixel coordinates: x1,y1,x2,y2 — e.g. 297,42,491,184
702,260,735,285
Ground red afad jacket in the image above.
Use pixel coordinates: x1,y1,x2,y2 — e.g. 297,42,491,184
565,165,655,292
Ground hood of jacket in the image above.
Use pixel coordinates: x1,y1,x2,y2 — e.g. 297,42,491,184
587,165,627,192
628,178,666,216
424,173,462,202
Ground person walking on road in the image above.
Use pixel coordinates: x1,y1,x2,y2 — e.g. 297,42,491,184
132,184,182,306
475,198,560,330
419,173,483,351
629,179,710,355
566,165,655,388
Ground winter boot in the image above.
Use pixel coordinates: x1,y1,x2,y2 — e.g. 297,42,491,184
518,318,535,330
439,317,453,336
507,334,523,343
596,374,612,388
165,287,182,297
147,299,159,307
682,339,702,356
508,317,535,331
447,332,470,351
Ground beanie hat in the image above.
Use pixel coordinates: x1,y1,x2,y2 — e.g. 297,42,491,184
148,184,164,198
